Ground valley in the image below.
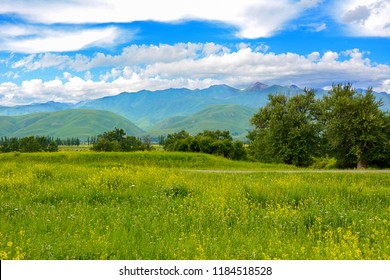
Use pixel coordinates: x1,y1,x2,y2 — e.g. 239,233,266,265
1,83,389,140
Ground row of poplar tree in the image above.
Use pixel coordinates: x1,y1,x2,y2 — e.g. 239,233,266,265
0,136,59,153
0,136,87,152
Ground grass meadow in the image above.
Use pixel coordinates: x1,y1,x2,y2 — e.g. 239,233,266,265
0,151,389,259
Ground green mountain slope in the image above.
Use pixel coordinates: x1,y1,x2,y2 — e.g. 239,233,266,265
0,109,144,139
78,87,231,130
149,104,257,138
83,83,386,130
2,84,388,131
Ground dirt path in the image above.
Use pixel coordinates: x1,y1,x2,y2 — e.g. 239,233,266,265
182,169,390,174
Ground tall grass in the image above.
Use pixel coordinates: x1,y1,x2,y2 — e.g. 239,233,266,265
0,152,389,259
0,151,296,169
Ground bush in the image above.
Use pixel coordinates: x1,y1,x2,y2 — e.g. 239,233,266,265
91,128,148,152
164,130,247,160
310,156,337,169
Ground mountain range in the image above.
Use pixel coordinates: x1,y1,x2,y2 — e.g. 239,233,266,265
0,83,389,140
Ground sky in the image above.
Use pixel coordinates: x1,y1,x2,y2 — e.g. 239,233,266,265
0,0,390,105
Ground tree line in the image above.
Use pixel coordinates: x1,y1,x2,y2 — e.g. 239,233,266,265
89,128,247,160
0,136,98,152
0,136,58,153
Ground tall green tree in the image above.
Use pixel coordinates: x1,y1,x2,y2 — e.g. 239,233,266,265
120,136,144,152
163,130,191,151
248,89,322,166
19,136,41,153
323,83,388,168
91,128,148,152
248,83,389,168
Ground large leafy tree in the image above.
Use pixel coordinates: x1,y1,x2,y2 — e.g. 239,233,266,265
248,83,389,168
92,128,147,152
19,136,41,153
323,83,388,168
248,89,323,166
163,130,191,152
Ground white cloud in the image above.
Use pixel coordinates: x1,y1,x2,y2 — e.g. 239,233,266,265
307,51,320,62
100,68,122,82
12,53,69,71
12,43,230,72
63,72,73,80
1,25,121,53
84,71,93,81
303,23,327,32
0,71,19,79
378,79,390,93
336,0,390,37
0,0,321,40
320,51,339,63
2,44,390,105
342,5,371,24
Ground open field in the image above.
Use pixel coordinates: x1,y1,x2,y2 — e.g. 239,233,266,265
0,151,389,259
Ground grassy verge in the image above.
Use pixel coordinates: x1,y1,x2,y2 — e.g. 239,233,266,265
0,151,296,170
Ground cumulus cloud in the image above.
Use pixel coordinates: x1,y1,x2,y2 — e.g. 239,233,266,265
2,43,390,105
12,43,231,72
336,0,390,36
12,53,69,71
0,72,217,105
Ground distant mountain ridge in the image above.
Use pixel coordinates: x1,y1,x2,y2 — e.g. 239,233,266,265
245,82,270,91
0,83,389,139
0,101,73,116
75,83,328,130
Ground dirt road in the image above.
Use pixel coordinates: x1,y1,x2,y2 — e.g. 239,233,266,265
182,169,390,174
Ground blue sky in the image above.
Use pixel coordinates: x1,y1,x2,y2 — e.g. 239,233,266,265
0,0,389,105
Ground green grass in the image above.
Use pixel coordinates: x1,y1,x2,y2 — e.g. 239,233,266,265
0,151,294,170
0,152,389,260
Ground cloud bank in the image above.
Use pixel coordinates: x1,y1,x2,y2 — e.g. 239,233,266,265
2,43,389,105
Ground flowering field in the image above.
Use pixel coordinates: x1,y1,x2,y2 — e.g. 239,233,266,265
0,152,389,259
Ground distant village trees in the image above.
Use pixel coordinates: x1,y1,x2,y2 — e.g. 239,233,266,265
55,137,81,146
163,129,247,160
91,128,151,152
0,136,58,153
